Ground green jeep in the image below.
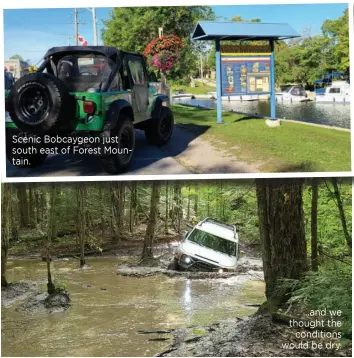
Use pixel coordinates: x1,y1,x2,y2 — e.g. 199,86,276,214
5,46,174,174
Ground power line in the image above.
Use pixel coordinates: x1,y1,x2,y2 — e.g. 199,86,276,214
66,8,87,45
4,24,70,37
5,49,46,52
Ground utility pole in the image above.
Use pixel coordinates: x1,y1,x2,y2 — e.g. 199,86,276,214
92,8,98,46
86,7,98,45
200,52,204,84
74,8,78,45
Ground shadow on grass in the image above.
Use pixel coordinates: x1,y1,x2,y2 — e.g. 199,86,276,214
277,161,316,173
175,123,211,136
231,116,263,123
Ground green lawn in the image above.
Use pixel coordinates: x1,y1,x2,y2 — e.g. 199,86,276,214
172,104,351,173
170,82,215,95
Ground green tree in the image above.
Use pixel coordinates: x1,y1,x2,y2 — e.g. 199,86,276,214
10,54,23,60
102,6,214,81
321,8,349,72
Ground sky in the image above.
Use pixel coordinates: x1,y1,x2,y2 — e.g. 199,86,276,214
3,3,348,65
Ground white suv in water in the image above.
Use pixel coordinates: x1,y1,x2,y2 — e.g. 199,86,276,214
170,218,239,272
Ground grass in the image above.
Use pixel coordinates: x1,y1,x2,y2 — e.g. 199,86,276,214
170,81,215,95
172,104,351,172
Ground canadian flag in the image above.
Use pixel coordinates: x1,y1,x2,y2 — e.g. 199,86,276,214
78,34,88,46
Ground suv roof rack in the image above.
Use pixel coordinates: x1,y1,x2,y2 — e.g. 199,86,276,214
199,217,237,235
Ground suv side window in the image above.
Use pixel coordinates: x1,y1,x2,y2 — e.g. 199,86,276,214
108,71,123,91
128,58,146,85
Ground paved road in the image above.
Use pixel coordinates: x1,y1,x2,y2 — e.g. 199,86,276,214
6,129,193,177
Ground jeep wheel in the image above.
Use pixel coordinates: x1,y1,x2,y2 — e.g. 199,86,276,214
7,72,76,135
101,115,135,174
6,130,47,168
145,107,174,146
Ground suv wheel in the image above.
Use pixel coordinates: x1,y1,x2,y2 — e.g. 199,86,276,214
167,258,179,271
100,114,135,174
145,107,174,146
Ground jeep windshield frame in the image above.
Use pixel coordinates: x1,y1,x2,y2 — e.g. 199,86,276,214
187,228,237,256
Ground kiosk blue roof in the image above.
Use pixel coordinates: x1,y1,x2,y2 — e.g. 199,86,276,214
192,21,300,41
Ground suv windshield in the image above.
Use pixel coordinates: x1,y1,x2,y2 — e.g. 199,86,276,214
187,228,236,256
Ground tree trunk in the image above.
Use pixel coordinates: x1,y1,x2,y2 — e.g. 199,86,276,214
165,182,169,234
207,186,210,217
28,184,37,228
98,185,105,239
129,183,137,234
187,185,191,220
331,178,352,253
141,182,160,264
311,179,318,271
46,184,58,294
194,183,199,217
1,184,12,287
16,184,30,227
256,179,308,312
76,184,87,267
175,183,182,233
110,182,124,241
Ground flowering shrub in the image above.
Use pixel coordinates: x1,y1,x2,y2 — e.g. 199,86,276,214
144,35,184,73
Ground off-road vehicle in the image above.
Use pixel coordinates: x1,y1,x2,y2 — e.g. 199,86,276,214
5,46,174,174
169,218,240,272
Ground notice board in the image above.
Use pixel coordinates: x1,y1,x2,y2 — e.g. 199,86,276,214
220,45,272,96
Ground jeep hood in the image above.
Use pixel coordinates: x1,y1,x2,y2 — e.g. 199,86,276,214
179,240,237,269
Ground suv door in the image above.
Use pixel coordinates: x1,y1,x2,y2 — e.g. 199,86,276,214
124,55,149,118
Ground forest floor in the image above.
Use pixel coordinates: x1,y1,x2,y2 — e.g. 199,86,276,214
1,281,70,313
156,313,351,357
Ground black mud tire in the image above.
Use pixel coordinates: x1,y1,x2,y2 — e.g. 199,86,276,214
100,115,135,174
145,107,174,146
6,130,47,168
7,72,76,135
167,258,179,271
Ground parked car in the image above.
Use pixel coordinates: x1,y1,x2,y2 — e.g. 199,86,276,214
5,46,174,173
169,218,239,272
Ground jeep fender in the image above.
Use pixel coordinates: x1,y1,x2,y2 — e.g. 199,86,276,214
151,95,170,119
103,99,134,137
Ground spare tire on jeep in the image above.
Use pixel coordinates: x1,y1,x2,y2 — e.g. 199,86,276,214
7,72,76,135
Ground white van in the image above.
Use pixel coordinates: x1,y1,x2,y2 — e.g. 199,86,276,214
170,218,239,272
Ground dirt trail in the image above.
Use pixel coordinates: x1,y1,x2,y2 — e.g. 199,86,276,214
165,126,259,173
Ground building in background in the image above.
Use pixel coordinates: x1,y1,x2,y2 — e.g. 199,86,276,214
4,58,31,80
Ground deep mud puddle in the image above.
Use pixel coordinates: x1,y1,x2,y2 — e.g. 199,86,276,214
2,258,264,357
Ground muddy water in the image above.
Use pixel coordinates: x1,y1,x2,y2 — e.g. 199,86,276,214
2,258,265,357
